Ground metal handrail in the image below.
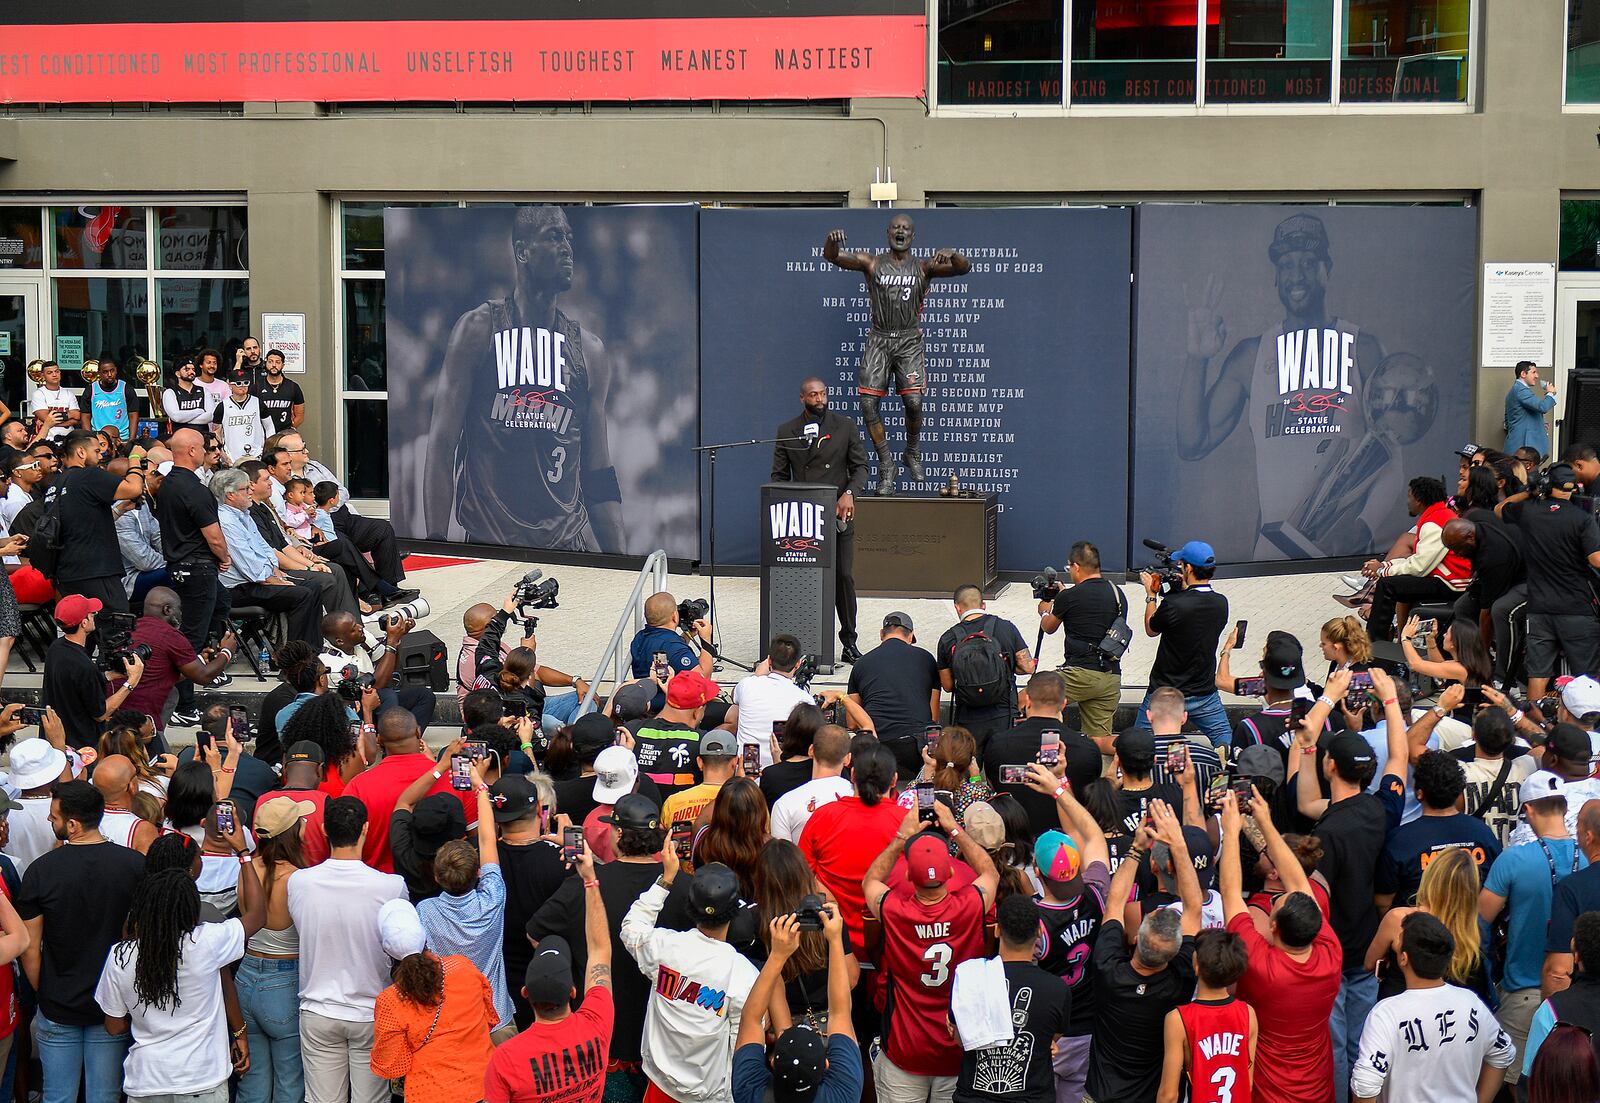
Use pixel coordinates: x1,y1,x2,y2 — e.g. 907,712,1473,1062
579,549,670,710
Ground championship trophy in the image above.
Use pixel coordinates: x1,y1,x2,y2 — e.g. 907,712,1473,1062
1261,352,1439,559
24,359,46,385
78,359,98,386
135,358,164,419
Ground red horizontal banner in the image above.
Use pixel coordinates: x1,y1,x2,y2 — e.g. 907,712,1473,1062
0,16,926,102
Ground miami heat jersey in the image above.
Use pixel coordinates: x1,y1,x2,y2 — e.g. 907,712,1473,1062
1247,317,1371,538
869,253,929,333
1178,998,1252,1103
1034,866,1109,1038
880,884,986,1076
455,298,596,551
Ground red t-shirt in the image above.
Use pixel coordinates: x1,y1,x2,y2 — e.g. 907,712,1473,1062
483,986,614,1103
797,796,906,951
344,753,436,872
1246,881,1331,922
1227,911,1342,1103
125,617,197,728
0,879,17,1038
1178,997,1252,1103
879,883,986,1076
254,788,330,866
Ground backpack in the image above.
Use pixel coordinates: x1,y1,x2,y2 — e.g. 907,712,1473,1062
950,616,1011,710
27,483,65,581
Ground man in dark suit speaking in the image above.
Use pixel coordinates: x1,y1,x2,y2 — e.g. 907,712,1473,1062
772,377,869,663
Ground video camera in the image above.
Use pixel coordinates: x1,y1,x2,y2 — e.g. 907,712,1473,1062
793,653,819,691
511,569,560,627
1141,539,1187,596
97,611,152,674
677,597,709,627
334,663,377,703
1031,566,1063,601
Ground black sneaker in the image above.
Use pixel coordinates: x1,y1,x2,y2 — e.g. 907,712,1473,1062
208,673,233,688
384,588,422,607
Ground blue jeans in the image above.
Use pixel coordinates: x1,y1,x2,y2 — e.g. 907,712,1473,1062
1135,688,1233,748
35,1011,130,1103
236,956,303,1103
542,690,592,737
1330,967,1378,1103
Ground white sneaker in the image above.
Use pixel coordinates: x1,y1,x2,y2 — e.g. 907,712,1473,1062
1341,575,1367,591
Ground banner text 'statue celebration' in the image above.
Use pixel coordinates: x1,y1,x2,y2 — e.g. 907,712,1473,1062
0,0,925,102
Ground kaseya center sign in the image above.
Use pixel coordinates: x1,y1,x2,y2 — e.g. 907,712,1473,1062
0,0,925,103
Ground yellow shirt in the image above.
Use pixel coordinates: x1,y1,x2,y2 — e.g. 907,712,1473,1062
661,781,722,828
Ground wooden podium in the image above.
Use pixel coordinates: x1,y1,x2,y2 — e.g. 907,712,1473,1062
854,495,999,598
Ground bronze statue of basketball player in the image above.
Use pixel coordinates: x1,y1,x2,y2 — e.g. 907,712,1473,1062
824,215,970,496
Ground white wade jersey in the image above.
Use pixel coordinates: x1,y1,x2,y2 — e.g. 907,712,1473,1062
219,397,266,461
455,299,596,551
1247,317,1396,548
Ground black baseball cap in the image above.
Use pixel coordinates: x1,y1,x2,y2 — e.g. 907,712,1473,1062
689,862,742,924
1325,733,1377,780
488,775,538,824
1153,826,1217,892
285,740,325,765
611,682,654,723
1114,729,1156,763
600,793,660,830
1549,463,1581,493
882,611,914,632
1549,722,1594,765
571,713,617,756
772,1026,828,1102
1262,633,1306,691
410,793,467,860
523,935,575,1005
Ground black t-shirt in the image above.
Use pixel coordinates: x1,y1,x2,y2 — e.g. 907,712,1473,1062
41,637,106,748
954,961,1069,1103
155,465,221,563
1463,519,1524,608
252,377,305,433
847,637,939,744
1313,792,1388,971
759,759,812,807
1505,497,1600,615
630,718,702,804
499,839,572,1004
1086,921,1196,1103
254,681,296,766
55,465,123,583
982,717,1100,835
1148,586,1230,697
524,858,661,1055
15,840,146,1025
1050,578,1124,672
937,613,1029,731
1113,782,1184,836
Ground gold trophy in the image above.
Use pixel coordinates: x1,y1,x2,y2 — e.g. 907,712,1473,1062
79,359,98,386
24,359,46,385
135,358,164,419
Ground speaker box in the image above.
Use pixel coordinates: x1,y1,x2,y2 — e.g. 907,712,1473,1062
395,629,449,692
1565,370,1600,454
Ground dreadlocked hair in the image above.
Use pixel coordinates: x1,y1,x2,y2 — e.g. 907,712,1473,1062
116,870,200,1011
145,832,199,875
275,641,324,694
391,952,444,1008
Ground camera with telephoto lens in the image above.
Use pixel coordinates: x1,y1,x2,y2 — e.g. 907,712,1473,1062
97,611,152,674
677,597,710,627
792,893,827,932
511,569,560,626
1141,539,1187,596
793,653,819,691
334,663,376,703
366,598,430,633
1031,566,1063,601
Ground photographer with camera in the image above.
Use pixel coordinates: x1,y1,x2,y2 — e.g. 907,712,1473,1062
937,584,1034,750
727,635,816,771
42,594,143,748
1138,541,1232,749
320,609,435,733
1501,462,1600,710
629,592,715,712
469,585,590,740
123,586,236,743
1037,541,1127,754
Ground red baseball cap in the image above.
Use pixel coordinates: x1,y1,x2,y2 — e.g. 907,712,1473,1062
666,670,718,710
906,835,953,889
53,594,103,629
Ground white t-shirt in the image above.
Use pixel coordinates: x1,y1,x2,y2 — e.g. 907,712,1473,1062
218,396,266,461
1351,983,1515,1102
3,795,57,876
94,917,247,1097
1508,775,1600,848
770,776,855,843
731,673,812,768
287,857,405,1022
0,483,31,531
27,387,77,440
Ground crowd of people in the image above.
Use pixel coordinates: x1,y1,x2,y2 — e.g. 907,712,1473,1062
6,357,1600,1103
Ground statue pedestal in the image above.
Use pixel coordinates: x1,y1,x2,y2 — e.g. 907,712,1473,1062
854,494,1000,598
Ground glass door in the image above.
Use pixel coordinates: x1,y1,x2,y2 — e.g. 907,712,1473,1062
1554,281,1600,458
0,280,43,419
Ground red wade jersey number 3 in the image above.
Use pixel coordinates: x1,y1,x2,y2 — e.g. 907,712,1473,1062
492,324,577,435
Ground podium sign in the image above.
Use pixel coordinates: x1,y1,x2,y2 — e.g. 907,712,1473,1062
760,483,838,670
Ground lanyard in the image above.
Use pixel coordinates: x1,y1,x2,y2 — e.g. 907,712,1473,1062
1536,837,1581,887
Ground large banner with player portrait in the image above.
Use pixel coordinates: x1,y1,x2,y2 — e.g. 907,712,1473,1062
384,205,700,559
700,207,1133,572
1129,204,1478,566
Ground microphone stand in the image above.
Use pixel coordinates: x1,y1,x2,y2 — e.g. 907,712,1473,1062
691,434,810,665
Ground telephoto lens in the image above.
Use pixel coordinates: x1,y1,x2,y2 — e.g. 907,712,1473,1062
361,597,431,630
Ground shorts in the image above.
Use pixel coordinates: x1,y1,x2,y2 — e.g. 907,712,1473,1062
859,330,925,397
1525,611,1600,679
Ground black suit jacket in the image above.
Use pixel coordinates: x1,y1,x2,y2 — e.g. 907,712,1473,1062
771,410,869,500
248,501,289,551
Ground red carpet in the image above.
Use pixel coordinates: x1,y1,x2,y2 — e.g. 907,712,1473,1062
401,554,482,571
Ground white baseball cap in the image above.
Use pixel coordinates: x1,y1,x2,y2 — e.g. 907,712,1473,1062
1562,675,1600,720
592,745,638,805
1521,769,1569,808
378,898,426,960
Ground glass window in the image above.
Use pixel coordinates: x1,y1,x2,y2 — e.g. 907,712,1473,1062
1341,0,1469,103
1570,0,1600,104
1207,0,1333,103
53,278,149,368
1070,0,1200,104
0,208,44,270
156,278,250,364
52,206,148,271
938,0,1064,105
343,400,389,498
153,207,249,271
1561,199,1600,271
341,202,451,272
344,281,387,392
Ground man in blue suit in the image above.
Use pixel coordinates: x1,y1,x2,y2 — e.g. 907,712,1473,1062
1504,360,1557,460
